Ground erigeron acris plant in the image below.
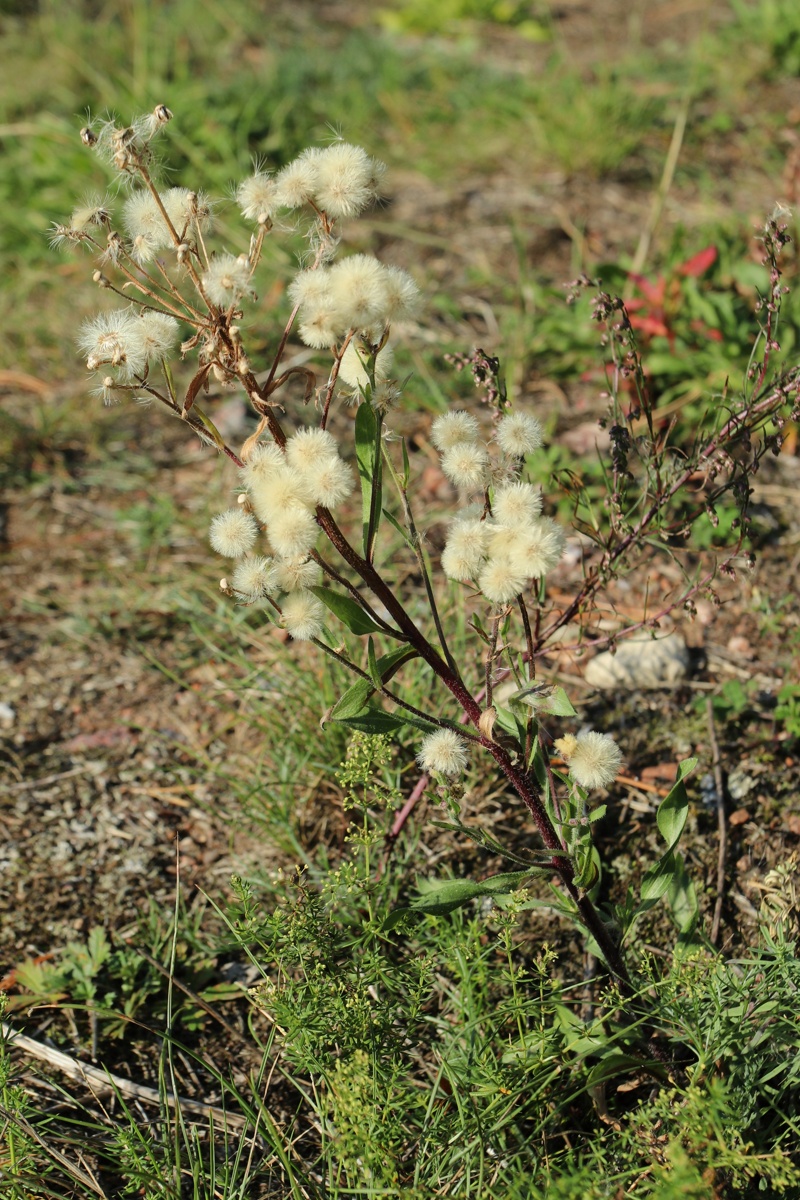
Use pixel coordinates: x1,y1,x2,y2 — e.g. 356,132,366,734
54,106,800,990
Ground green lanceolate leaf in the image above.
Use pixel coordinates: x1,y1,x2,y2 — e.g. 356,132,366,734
639,850,677,905
367,636,382,687
309,586,384,635
656,756,697,850
511,682,577,717
328,646,418,722
384,871,532,930
667,851,699,935
335,707,409,735
355,400,382,561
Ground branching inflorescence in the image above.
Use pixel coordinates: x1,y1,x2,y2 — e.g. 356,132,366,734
54,106,800,987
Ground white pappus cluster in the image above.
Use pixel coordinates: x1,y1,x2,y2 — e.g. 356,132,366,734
236,142,386,226
208,429,355,641
432,409,565,604
553,731,623,790
76,309,180,396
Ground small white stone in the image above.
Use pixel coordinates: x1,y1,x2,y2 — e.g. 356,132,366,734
584,633,690,690
0,702,15,727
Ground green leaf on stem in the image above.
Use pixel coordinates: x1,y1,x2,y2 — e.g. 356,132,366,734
384,871,533,930
511,683,577,717
309,586,384,636
667,851,699,935
327,645,418,723
367,636,382,687
656,756,696,850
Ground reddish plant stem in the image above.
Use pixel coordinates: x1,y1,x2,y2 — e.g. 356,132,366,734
314,505,630,986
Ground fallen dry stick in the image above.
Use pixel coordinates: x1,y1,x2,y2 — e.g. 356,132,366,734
1,1020,252,1132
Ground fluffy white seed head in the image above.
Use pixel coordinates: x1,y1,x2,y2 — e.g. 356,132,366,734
381,265,421,323
496,410,544,457
417,728,469,777
492,482,543,525
304,456,354,507
164,187,213,237
209,509,259,557
122,191,171,262
485,523,524,560
269,557,322,592
478,558,528,604
441,442,489,491
507,518,565,578
431,411,480,452
133,311,179,362
327,254,388,331
338,340,393,391
441,518,489,581
249,465,314,523
230,555,273,599
241,440,285,486
289,268,332,309
64,194,112,237
78,310,147,380
203,253,253,308
272,150,321,209
265,505,319,558
556,730,623,790
237,172,279,223
313,143,384,219
297,300,343,349
281,589,325,640
286,427,339,472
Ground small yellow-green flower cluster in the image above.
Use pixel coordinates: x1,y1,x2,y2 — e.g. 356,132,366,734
433,410,565,604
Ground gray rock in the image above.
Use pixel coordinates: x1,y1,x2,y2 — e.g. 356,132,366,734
584,632,690,690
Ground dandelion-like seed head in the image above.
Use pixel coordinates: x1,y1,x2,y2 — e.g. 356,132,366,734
478,558,528,604
281,589,325,640
557,730,622,790
240,440,285,485
286,427,339,472
289,268,332,309
133,311,179,362
249,464,314,523
265,504,319,558
496,410,544,457
272,149,321,210
381,265,421,324
297,301,343,350
203,253,253,308
338,340,394,391
441,518,489,581
327,254,389,331
305,456,354,508
209,509,259,558
430,411,480,452
440,442,489,491
237,172,279,224
122,191,171,253
485,523,523,560
313,142,385,219
165,187,213,237
269,557,322,593
72,194,113,232
417,728,469,777
78,310,147,380
492,482,543,525
230,555,273,600
507,517,565,579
